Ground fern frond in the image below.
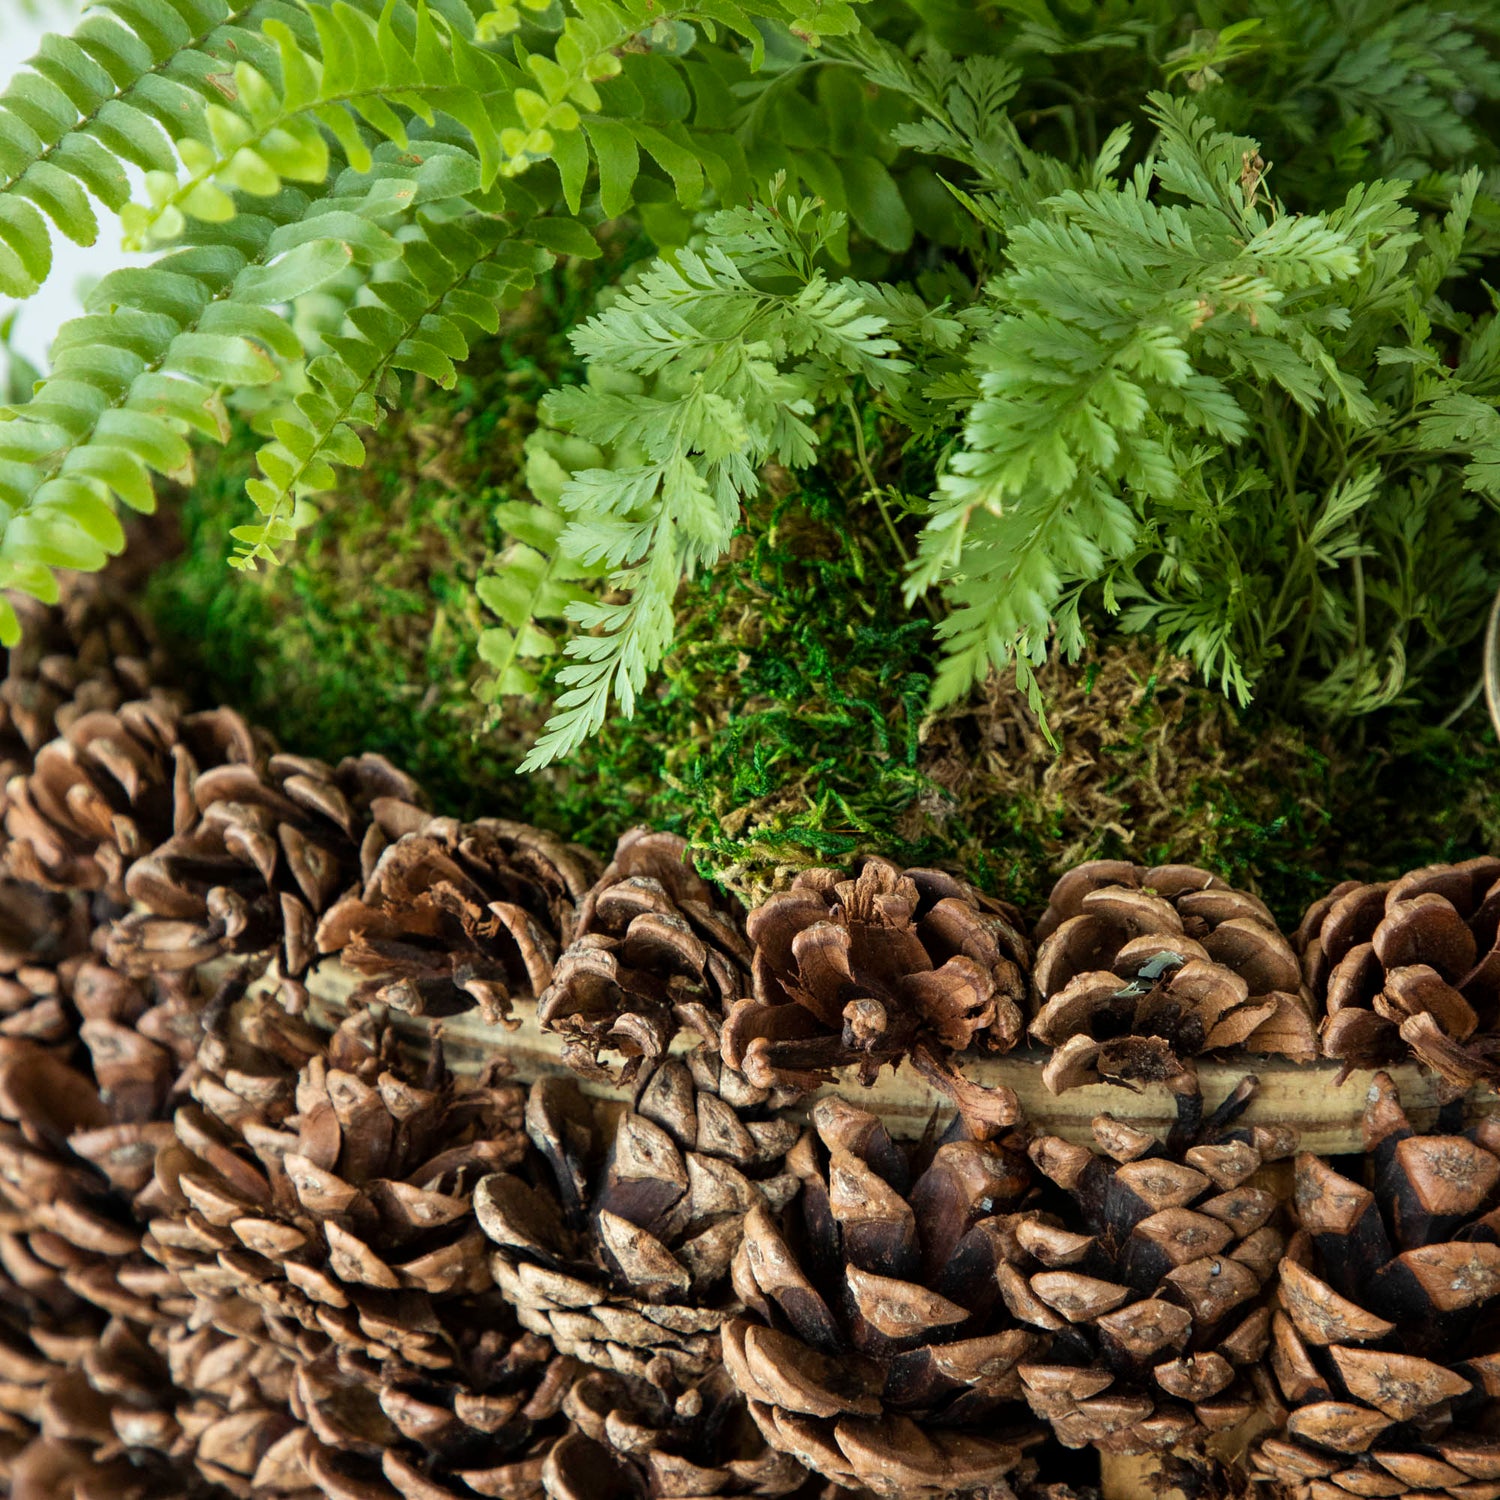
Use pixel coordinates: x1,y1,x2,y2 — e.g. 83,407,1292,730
119,2,531,247
0,166,453,638
474,427,609,704
513,195,906,769
231,197,574,568
912,95,1419,707
0,0,303,295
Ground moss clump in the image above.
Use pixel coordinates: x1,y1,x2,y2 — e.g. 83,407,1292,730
917,650,1500,923
147,300,1500,928
146,272,595,811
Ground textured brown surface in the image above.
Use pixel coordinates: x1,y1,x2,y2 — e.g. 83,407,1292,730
721,1093,1044,1496
477,1050,802,1386
1251,1072,1500,1498
1031,862,1314,1094
724,859,1030,1137
1014,1081,1294,1456
316,816,598,1030
0,574,167,803
0,960,211,1498
538,829,753,1085
1297,857,1500,1094
142,999,526,1387
105,729,431,993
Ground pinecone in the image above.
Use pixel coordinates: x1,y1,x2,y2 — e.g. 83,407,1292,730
1250,1071,1500,1498
141,999,527,1386
723,858,1030,1117
153,1320,304,1497
0,574,166,795
102,727,430,987
0,879,91,1051
4,699,261,901
315,817,599,1028
1030,861,1314,1093
720,1094,1045,1498
165,1318,575,1500
0,1312,209,1500
0,1015,199,1342
0,976,209,1500
545,1365,819,1500
476,1049,802,1386
1013,1081,1296,1456
1295,857,1500,1093
537,829,754,1085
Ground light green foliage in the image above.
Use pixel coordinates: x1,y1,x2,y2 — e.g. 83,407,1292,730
473,423,608,700
508,80,1500,762
0,311,40,405
0,0,883,634
904,94,1500,726
517,190,907,769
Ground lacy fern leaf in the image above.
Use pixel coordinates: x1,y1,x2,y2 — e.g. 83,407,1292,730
911,93,1421,711
518,191,905,769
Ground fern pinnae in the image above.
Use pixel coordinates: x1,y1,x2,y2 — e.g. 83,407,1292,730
0,0,309,296
119,2,522,247
0,168,456,632
232,206,569,568
518,193,906,770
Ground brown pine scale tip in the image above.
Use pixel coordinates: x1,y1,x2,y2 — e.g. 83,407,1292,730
315,816,599,1030
1030,861,1316,1095
1296,858,1500,1095
724,858,1031,1124
475,1049,803,1387
0,957,211,1500
1015,1080,1296,1456
1250,1072,1500,1500
720,1094,1046,1498
0,574,167,799
538,830,754,1087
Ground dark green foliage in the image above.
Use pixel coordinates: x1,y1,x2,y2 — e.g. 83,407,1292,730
148,304,1500,927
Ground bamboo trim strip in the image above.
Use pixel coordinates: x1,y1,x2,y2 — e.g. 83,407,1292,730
297,958,1498,1151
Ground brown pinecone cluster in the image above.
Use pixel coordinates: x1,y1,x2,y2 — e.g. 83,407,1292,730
720,1094,1043,1496
1015,1083,1296,1455
1031,862,1314,1094
0,573,166,797
537,829,753,1085
476,1050,803,1385
1252,1072,1500,1498
20,576,1500,1499
0,956,209,1498
1296,857,1500,1094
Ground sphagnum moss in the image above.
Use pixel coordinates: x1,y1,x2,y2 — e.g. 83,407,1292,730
146,303,1500,930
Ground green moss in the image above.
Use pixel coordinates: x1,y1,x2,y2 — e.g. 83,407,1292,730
147,268,599,813
147,288,1500,929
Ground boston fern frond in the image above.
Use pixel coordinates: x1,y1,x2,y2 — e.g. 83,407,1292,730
0,171,432,635
473,422,612,706
231,187,579,567
0,0,291,297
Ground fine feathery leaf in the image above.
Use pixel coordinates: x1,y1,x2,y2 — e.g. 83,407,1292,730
517,190,906,770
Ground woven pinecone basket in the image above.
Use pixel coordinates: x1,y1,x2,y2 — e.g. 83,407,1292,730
5,588,1500,1500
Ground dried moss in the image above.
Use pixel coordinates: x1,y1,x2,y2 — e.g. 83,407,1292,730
145,291,1500,929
